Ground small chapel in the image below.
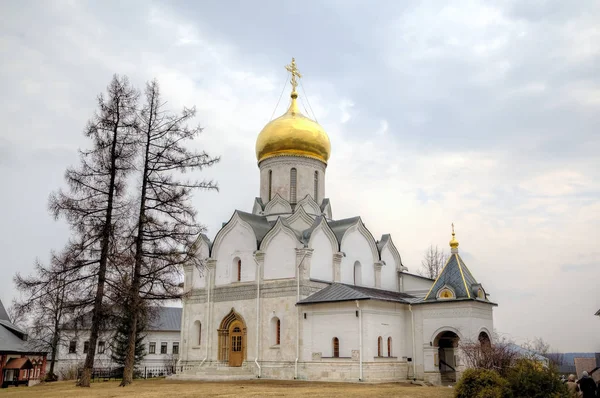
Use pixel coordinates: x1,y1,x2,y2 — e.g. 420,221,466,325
177,59,496,384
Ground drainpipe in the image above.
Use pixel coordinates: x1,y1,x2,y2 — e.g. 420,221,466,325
295,252,308,379
409,304,416,380
356,300,363,381
253,254,261,378
200,264,211,367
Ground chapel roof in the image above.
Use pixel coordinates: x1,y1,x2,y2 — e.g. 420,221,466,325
421,227,494,305
297,283,416,305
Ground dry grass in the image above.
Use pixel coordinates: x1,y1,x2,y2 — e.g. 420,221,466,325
0,378,454,397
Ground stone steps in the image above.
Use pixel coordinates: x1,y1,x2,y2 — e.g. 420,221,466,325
169,365,257,381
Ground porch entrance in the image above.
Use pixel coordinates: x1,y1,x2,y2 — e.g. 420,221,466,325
217,308,247,367
434,330,459,383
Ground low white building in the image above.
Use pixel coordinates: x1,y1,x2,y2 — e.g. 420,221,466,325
175,59,497,385
56,307,181,377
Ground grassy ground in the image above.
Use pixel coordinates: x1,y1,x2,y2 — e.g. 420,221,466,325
0,378,454,397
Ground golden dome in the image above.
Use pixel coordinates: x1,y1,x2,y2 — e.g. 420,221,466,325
449,223,459,250
255,58,331,164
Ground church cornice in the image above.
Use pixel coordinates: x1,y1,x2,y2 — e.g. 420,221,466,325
258,155,327,171
264,193,293,215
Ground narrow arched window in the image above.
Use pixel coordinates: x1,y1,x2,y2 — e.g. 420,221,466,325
290,168,297,204
194,320,202,346
237,259,241,282
268,170,272,201
353,261,362,286
314,171,319,200
377,336,382,357
387,337,392,357
198,322,202,345
332,337,339,358
276,319,281,345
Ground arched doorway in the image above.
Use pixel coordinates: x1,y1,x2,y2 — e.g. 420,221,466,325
218,308,247,367
434,330,460,383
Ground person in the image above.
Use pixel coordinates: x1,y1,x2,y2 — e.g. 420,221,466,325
577,371,597,398
566,374,580,397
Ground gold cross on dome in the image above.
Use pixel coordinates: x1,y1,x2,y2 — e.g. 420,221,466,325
285,57,302,92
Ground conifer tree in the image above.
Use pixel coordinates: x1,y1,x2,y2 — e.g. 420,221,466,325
110,302,146,368
48,75,138,387
120,80,219,386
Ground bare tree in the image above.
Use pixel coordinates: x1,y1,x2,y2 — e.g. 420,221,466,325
48,75,139,387
119,80,219,386
460,335,519,377
523,337,563,367
6,302,26,328
418,245,447,279
13,250,81,379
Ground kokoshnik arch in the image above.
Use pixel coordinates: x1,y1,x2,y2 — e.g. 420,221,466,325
175,58,497,385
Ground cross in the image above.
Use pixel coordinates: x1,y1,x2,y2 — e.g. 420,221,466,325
285,57,302,92
451,223,455,235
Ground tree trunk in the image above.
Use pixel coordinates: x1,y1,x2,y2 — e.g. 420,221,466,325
120,89,154,387
78,117,120,387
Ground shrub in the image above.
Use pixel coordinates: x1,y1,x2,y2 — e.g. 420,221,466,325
505,359,569,398
454,368,511,398
44,372,59,382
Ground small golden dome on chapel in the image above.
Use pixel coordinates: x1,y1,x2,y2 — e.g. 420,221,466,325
449,223,459,250
255,58,331,164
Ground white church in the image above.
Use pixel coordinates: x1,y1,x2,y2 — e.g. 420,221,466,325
177,59,496,384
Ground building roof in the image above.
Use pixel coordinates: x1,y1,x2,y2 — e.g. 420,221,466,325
0,299,9,321
62,307,182,332
235,211,273,246
148,307,182,331
327,217,361,244
4,357,33,370
424,253,485,302
297,283,416,305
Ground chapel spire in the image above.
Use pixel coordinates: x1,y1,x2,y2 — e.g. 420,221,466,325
449,223,459,254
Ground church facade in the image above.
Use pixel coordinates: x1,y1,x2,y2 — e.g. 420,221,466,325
177,59,496,384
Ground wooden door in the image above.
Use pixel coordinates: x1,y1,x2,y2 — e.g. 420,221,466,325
228,321,244,367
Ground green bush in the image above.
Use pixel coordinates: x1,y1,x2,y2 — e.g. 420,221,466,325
505,359,569,398
454,368,511,398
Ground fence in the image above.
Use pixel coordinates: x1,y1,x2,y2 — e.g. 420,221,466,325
77,366,181,381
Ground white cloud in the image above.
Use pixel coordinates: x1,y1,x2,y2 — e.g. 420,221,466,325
1,0,599,352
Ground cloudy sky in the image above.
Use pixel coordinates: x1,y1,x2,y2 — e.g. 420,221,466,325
1,0,599,351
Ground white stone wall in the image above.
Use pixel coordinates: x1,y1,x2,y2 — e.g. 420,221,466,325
411,301,495,380
262,230,299,280
380,246,399,291
361,301,407,360
55,329,180,377
214,220,257,286
401,273,434,294
340,227,377,287
259,156,326,206
308,227,334,282
301,302,359,359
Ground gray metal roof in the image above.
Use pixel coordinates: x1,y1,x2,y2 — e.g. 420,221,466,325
148,307,182,331
0,299,9,321
424,253,485,301
235,211,273,246
320,198,330,212
327,217,360,245
62,307,182,332
376,234,391,252
297,283,416,305
0,316,43,354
